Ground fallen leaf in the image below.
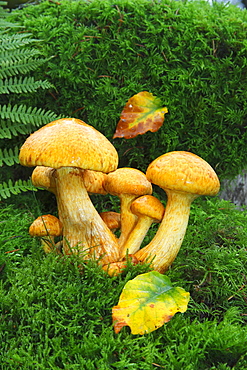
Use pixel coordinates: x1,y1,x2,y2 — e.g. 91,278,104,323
112,271,190,335
113,91,168,139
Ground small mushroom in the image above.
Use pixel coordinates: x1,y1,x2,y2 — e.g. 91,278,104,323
99,211,121,234
31,166,56,194
102,255,139,277
103,167,152,251
29,214,63,253
134,151,220,273
19,118,120,264
120,195,165,258
82,169,108,195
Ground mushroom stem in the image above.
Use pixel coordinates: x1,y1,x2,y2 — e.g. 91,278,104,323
120,195,165,258
121,217,153,257
134,190,197,273
118,195,138,249
39,238,63,254
55,167,119,264
40,237,57,254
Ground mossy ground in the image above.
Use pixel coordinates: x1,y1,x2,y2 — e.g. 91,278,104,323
0,193,246,369
1,2,247,367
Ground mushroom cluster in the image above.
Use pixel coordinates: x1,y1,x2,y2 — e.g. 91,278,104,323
20,118,220,275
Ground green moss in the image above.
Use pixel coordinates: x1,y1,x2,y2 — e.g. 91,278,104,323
0,196,246,369
7,0,247,179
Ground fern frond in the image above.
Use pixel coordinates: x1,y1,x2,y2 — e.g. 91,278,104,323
0,179,36,200
0,118,31,138
0,76,53,94
0,47,41,62
0,146,19,166
0,104,59,127
0,33,39,51
0,20,22,29
0,2,8,19
1,56,48,78
0,5,58,200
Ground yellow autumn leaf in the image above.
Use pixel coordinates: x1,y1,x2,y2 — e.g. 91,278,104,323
112,271,190,335
113,91,168,139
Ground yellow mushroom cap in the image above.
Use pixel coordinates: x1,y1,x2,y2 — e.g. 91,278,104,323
29,214,63,237
103,167,152,196
19,118,118,173
130,195,165,222
146,151,220,196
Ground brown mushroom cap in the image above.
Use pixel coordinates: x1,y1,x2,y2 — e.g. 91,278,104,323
146,151,220,196
29,214,63,237
19,118,118,173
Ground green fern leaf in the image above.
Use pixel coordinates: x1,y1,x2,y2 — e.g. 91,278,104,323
0,119,15,138
0,21,21,29
0,118,32,138
0,33,38,51
0,76,53,94
0,146,19,166
0,10,58,199
0,179,36,200
0,2,9,20
1,57,48,78
0,48,41,62
0,104,59,127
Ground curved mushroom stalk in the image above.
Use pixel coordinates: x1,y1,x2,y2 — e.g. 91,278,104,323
134,191,196,273
103,168,152,251
117,194,139,247
39,238,63,254
55,167,119,264
120,195,165,258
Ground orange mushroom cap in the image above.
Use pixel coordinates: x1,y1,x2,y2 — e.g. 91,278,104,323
130,195,165,223
82,170,108,195
103,167,152,197
120,195,165,257
29,214,63,237
146,151,220,197
19,118,118,173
